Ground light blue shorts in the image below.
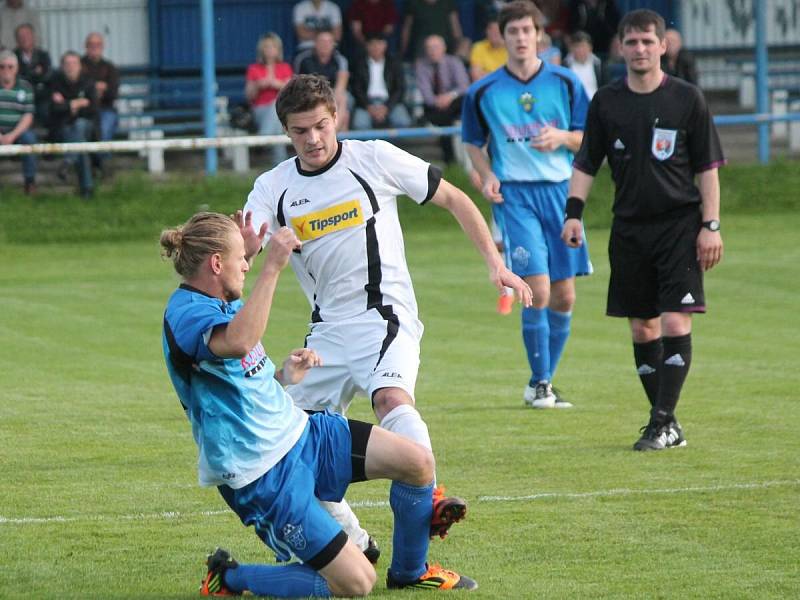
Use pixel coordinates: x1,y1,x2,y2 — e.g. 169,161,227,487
495,180,592,281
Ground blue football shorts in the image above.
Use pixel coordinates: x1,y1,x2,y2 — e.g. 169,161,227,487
497,180,593,281
217,412,354,569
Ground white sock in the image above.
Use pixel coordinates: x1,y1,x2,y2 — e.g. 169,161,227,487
319,499,370,551
379,404,433,452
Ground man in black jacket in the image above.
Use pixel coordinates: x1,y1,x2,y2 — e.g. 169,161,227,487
49,50,96,198
349,33,411,130
13,23,51,129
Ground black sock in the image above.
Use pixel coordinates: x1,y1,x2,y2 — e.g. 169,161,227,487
633,338,663,407
652,334,692,424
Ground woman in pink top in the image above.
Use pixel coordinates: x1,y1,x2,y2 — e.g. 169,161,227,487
245,33,293,164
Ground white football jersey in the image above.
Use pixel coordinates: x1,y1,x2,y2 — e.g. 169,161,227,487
245,139,442,323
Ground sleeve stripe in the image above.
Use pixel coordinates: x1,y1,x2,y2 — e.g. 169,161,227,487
423,165,443,204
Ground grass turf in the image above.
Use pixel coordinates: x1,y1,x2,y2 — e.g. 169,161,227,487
0,162,798,598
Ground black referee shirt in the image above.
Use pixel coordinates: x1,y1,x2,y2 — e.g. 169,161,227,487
573,75,724,220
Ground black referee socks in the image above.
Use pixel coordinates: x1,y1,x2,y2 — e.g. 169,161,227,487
633,338,663,407
653,333,693,422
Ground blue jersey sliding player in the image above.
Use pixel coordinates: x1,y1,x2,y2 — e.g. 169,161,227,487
160,212,477,596
462,1,591,409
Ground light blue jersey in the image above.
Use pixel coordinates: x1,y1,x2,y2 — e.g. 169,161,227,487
162,284,308,489
461,62,589,183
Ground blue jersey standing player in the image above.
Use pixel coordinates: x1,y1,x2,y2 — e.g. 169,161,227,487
160,212,477,596
462,0,592,408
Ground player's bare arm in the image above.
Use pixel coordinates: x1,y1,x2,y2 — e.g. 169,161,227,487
209,228,301,358
275,348,323,386
431,179,532,306
561,169,594,247
696,168,723,272
465,143,503,203
531,126,583,153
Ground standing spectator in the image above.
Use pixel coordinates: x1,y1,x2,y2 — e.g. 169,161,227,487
350,33,411,130
415,34,469,163
246,33,293,165
601,35,625,84
662,28,698,86
81,32,119,175
49,51,96,198
295,29,350,131
562,10,724,450
401,0,463,60
563,31,601,98
462,0,592,408
0,0,41,50
0,49,36,194
567,0,620,57
538,32,562,65
13,23,50,129
469,17,507,81
347,0,398,51
293,0,342,54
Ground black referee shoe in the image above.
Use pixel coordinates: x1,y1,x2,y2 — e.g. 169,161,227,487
633,421,669,451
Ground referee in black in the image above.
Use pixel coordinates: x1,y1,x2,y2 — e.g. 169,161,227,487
561,9,724,451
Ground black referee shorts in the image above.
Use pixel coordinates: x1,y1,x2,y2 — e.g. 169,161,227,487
607,209,705,319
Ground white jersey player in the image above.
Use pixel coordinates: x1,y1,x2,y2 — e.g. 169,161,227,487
239,74,532,557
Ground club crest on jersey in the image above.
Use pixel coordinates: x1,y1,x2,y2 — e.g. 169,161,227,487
519,92,535,112
291,199,364,241
282,523,307,550
651,127,677,160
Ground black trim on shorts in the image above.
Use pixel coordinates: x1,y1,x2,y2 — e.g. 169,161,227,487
306,530,348,571
347,419,374,483
374,305,400,369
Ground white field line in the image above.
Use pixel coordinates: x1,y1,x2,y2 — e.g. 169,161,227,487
1,480,797,526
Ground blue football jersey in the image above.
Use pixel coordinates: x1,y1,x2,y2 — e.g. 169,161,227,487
162,284,308,489
461,62,589,183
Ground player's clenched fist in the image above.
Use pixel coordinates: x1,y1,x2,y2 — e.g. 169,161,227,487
264,227,301,271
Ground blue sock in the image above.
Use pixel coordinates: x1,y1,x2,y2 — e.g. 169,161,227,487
522,307,551,386
224,562,331,597
388,481,433,583
547,309,572,380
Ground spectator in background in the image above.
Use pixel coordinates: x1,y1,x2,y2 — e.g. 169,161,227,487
347,0,398,51
401,0,463,60
0,0,41,50
13,23,50,129
82,32,119,175
0,49,37,194
601,35,625,84
350,32,410,130
662,28,698,86
415,34,469,163
538,31,561,65
469,16,507,81
563,30,601,98
295,29,350,131
293,0,342,54
246,33,292,165
568,0,620,57
49,51,96,198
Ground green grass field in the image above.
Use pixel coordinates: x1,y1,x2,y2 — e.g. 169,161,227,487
1,163,799,598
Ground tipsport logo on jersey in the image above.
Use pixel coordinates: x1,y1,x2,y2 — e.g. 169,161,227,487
291,199,364,241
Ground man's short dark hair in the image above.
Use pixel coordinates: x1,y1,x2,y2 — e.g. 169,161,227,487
498,1,544,36
570,31,593,47
14,22,34,36
60,50,81,64
618,9,666,41
276,74,337,127
365,32,387,44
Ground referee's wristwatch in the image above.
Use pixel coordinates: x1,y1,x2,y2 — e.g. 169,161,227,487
702,219,721,232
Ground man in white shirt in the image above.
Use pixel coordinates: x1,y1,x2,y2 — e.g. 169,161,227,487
564,31,601,98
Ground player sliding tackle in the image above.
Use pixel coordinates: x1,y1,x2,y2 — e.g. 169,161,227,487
160,212,478,596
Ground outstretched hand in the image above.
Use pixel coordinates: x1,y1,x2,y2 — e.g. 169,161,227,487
280,348,322,385
233,209,268,261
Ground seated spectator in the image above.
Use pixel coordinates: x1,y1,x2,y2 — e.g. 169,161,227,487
415,34,469,163
81,32,119,174
601,35,625,84
347,0,398,51
13,23,50,129
563,31,600,98
246,32,292,165
49,51,96,198
469,16,507,81
0,0,42,50
537,32,561,65
293,0,342,54
662,28,698,86
401,0,463,60
295,29,350,131
350,32,411,130
0,49,37,194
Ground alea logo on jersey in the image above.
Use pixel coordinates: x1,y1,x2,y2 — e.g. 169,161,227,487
518,91,535,112
291,199,364,241
290,198,310,207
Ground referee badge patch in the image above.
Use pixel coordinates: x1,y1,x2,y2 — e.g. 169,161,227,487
651,127,677,161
